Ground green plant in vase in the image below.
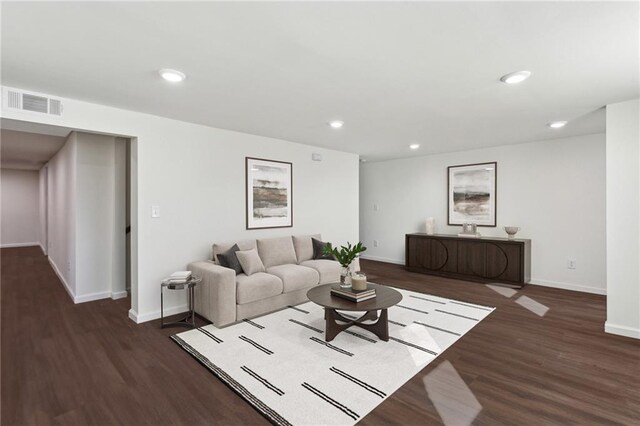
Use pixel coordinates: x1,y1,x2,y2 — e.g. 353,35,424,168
323,241,367,288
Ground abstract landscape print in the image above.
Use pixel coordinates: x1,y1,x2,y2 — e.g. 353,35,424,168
448,162,496,226
246,157,292,229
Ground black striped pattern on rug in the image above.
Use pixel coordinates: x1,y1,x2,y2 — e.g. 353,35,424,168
449,300,494,311
197,327,223,343
288,319,323,334
309,337,354,357
343,330,377,343
171,336,291,426
396,305,431,315
287,305,309,314
330,367,386,398
239,335,274,355
301,382,360,421
243,319,265,329
241,366,284,396
435,309,480,321
409,295,447,305
389,337,439,356
413,321,461,336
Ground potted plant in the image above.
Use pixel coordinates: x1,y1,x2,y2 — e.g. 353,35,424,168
323,241,367,288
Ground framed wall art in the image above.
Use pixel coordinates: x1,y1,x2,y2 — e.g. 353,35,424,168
447,162,497,227
246,157,293,229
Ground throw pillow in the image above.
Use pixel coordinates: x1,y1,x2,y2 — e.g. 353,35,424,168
217,244,243,275
236,248,266,276
312,238,335,260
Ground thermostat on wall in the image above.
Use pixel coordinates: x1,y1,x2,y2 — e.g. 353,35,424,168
312,153,322,162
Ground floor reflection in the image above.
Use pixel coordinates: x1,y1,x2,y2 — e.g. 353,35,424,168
486,284,517,298
515,295,549,317
423,360,482,426
399,324,442,366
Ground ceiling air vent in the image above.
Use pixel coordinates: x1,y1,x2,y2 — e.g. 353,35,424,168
22,94,49,113
4,90,64,116
49,99,62,115
8,90,22,109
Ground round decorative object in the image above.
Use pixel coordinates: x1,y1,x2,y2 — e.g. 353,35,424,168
351,272,367,291
503,226,520,239
339,266,351,288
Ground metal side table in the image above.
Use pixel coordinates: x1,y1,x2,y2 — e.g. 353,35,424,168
160,274,202,328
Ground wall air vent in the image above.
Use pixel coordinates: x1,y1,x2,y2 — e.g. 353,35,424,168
4,89,63,116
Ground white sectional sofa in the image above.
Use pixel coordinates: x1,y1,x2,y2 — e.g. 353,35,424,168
188,234,358,328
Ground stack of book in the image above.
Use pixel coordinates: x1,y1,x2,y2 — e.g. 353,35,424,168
167,271,192,284
330,285,376,302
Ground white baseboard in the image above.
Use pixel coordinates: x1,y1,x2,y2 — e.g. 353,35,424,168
529,279,606,295
129,304,189,324
111,290,128,300
128,309,139,323
74,291,112,304
48,257,75,302
48,258,129,303
605,321,640,339
1,242,40,248
360,255,405,265
359,256,606,295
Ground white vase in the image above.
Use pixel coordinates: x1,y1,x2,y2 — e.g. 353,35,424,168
425,217,435,235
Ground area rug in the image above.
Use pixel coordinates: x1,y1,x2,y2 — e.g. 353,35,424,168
172,286,494,426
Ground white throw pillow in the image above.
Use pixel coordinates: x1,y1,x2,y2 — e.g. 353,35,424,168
236,248,266,276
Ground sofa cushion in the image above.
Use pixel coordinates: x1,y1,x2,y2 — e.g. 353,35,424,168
236,273,283,304
217,244,243,275
213,239,257,263
300,259,342,284
257,236,298,268
292,234,321,263
265,264,319,293
312,238,335,260
236,249,266,276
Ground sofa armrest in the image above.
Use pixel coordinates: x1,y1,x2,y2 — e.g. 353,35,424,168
188,261,236,327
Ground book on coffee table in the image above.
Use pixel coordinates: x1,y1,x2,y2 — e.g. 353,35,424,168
330,285,376,302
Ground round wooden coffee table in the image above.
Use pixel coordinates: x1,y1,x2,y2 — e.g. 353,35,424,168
307,283,403,342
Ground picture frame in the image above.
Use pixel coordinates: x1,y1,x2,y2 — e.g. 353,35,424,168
447,162,497,227
246,157,293,229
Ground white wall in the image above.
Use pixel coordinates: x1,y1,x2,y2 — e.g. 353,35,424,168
606,98,640,339
75,132,127,302
0,168,40,247
360,133,606,294
46,132,77,296
38,166,47,253
1,86,360,323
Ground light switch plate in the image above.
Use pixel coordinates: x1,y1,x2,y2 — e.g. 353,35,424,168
151,206,160,218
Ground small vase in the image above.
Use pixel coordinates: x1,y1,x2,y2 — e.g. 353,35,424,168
339,266,351,289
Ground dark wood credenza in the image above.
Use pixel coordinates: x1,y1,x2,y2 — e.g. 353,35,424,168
405,233,531,287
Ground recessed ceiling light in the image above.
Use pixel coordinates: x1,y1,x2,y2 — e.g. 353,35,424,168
329,120,344,129
500,70,532,84
360,158,367,163
409,144,420,150
159,69,186,83
548,121,568,129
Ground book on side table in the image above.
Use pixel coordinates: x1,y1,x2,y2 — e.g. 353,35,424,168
330,284,376,302
166,270,192,284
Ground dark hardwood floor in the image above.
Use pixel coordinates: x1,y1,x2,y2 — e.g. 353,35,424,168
2,247,639,425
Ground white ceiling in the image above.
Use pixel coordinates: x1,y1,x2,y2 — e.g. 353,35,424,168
0,129,67,170
1,2,638,161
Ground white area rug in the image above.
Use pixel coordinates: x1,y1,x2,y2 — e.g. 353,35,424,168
172,286,494,425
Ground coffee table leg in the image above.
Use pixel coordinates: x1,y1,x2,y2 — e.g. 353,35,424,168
325,308,341,342
376,308,389,341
